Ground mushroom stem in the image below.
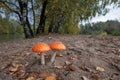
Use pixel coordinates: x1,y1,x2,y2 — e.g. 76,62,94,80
50,51,57,63
41,53,45,65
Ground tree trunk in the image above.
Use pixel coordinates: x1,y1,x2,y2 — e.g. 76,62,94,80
48,15,55,33
19,0,33,38
54,13,64,33
36,0,48,35
31,0,36,35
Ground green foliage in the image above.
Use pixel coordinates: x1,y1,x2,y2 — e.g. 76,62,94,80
9,20,23,34
1,18,10,33
61,24,79,34
111,29,120,36
67,26,79,34
104,20,120,36
0,0,120,37
45,0,120,34
99,32,107,36
80,20,120,36
0,17,23,34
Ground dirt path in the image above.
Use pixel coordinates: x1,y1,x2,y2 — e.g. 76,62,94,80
0,34,120,80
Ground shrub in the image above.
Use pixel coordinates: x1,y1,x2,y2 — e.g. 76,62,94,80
99,31,107,36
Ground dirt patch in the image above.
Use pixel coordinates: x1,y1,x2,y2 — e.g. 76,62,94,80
0,34,120,80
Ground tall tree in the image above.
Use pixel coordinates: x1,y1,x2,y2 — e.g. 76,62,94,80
36,0,48,35
48,13,55,33
0,0,33,38
46,0,120,34
0,0,120,38
18,0,33,38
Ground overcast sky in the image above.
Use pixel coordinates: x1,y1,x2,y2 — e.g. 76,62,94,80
91,7,120,23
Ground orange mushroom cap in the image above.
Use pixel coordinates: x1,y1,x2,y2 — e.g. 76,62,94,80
49,41,66,50
32,43,50,53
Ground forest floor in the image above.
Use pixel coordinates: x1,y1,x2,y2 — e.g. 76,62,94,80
0,34,120,80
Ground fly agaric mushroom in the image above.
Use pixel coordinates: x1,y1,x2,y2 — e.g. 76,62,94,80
49,41,66,63
32,43,50,65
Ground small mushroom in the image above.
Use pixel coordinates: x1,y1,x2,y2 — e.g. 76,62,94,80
49,41,66,63
32,43,50,65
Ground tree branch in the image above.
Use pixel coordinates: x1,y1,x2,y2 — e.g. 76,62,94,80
0,0,21,22
0,0,20,10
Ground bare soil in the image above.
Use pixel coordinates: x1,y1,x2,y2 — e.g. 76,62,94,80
0,34,120,80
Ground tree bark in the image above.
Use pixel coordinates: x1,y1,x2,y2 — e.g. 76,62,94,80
36,0,48,35
31,0,36,35
54,13,64,33
48,15,55,33
18,0,33,38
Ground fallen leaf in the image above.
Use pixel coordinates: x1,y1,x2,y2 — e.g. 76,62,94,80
114,59,120,63
25,61,29,66
48,37,52,39
9,63,21,72
56,53,63,57
29,72,51,78
16,69,26,78
54,65,64,69
79,66,91,72
81,76,89,80
69,65,75,71
96,66,105,72
9,67,18,72
45,76,56,80
26,76,35,80
69,57,78,61
41,72,51,77
91,75,99,80
65,61,71,65
56,72,61,78
118,49,120,52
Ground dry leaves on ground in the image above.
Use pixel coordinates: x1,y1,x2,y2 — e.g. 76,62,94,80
45,76,56,80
